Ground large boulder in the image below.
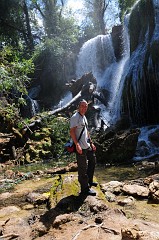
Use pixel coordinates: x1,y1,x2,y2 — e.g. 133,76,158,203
95,128,140,163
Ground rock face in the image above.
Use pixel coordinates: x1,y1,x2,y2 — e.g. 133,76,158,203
66,72,97,98
95,128,140,163
121,0,159,126
111,25,123,61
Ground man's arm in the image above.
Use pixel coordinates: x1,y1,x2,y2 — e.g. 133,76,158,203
70,127,82,154
70,127,78,145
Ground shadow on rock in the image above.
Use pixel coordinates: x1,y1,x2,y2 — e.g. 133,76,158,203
40,194,87,230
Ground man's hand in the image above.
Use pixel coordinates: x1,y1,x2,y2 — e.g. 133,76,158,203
91,143,96,151
76,142,82,154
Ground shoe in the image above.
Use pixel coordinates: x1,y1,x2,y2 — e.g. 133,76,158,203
89,182,98,187
87,189,96,196
81,188,96,196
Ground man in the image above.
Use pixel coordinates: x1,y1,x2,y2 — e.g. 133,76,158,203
70,99,97,196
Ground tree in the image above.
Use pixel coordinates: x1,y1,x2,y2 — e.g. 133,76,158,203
0,0,35,52
0,0,81,112
0,46,34,127
83,0,120,35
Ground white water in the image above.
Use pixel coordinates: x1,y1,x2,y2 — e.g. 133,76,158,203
76,34,116,81
76,22,130,127
134,125,159,161
133,0,159,160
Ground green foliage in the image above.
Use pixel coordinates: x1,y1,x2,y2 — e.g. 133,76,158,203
0,46,34,101
0,0,34,51
0,46,34,129
118,0,138,21
32,23,79,101
43,115,70,155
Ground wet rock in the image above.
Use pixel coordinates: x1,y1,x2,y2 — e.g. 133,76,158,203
95,128,140,163
149,129,159,147
111,25,123,61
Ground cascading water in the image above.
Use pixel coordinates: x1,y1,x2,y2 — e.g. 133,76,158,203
76,35,116,81
76,24,130,127
75,1,159,160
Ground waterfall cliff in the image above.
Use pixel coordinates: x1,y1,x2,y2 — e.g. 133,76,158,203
122,0,159,126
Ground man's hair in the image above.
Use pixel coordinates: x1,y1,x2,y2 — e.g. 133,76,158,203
78,99,88,106
79,99,88,104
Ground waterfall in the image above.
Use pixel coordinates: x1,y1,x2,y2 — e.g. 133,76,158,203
74,0,159,160
76,35,116,81
76,21,130,127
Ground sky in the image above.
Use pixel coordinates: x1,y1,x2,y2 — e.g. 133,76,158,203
65,0,120,30
64,0,85,24
65,0,85,11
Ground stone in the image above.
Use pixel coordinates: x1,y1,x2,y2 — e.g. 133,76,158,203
122,184,149,198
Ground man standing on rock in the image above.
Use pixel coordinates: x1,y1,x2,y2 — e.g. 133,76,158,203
70,99,97,196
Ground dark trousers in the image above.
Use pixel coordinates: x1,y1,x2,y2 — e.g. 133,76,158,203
76,148,96,192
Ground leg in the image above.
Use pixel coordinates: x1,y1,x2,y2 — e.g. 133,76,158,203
76,150,89,193
86,148,96,185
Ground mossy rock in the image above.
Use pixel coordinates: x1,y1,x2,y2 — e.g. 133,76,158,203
32,131,47,141
49,174,105,212
129,0,155,53
31,128,52,140
49,174,80,210
39,149,52,159
41,137,52,150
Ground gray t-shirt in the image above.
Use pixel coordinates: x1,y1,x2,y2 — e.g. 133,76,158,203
70,111,90,149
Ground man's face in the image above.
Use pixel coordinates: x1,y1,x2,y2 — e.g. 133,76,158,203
79,101,88,116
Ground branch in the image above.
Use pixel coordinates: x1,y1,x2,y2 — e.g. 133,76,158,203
72,223,120,240
72,224,101,240
0,234,19,239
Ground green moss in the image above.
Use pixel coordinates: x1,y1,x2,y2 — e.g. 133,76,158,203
49,174,79,209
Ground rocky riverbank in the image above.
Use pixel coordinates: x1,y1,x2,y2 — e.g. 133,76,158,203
0,162,159,240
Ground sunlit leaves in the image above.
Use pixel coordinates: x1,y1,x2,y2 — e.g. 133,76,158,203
0,46,34,127
0,46,34,97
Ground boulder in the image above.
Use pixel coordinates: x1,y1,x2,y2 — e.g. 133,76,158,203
95,128,140,163
122,184,149,198
149,180,159,203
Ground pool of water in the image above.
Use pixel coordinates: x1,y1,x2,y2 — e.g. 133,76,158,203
10,160,154,185
95,163,154,183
